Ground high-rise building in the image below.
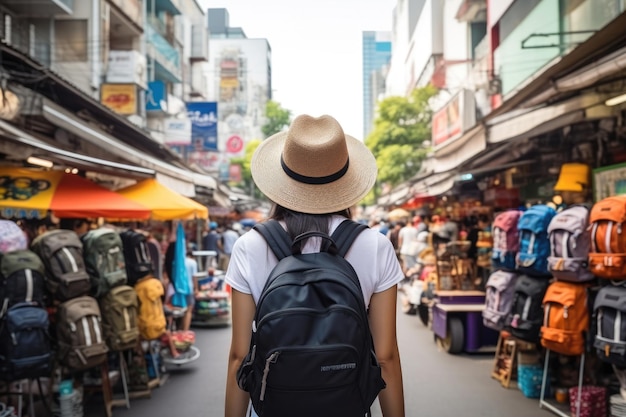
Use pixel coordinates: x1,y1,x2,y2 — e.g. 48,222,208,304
362,31,391,139
204,8,272,180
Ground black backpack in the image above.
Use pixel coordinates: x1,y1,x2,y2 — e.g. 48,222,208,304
120,230,153,286
0,302,52,381
504,275,550,343
0,249,46,314
592,285,626,366
236,220,385,417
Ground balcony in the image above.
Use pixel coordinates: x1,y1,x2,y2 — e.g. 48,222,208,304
146,0,181,16
146,23,181,83
2,0,72,16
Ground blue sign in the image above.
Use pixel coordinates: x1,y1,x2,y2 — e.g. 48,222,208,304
186,102,218,152
146,81,167,112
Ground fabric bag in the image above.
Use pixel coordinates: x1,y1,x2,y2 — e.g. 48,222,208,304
516,205,556,277
237,220,385,417
0,302,51,381
119,230,152,286
482,270,518,331
134,277,166,340
0,220,27,254
491,210,522,271
31,229,91,301
547,205,593,282
540,281,589,355
592,284,626,366
99,285,139,351
0,250,46,316
56,295,108,370
589,196,626,279
82,228,127,298
504,275,550,343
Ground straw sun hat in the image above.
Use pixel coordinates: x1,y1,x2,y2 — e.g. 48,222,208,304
251,114,378,214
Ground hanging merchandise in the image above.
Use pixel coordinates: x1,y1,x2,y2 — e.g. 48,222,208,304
504,275,550,343
82,228,128,298
516,205,556,277
0,249,46,313
134,277,166,340
491,210,522,271
554,163,590,193
119,229,153,286
98,285,140,351
589,196,626,279
0,220,27,254
547,205,594,282
31,229,91,301
540,281,589,356
482,270,519,331
592,284,626,366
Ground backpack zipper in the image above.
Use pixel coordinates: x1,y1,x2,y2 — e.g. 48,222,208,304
260,351,280,401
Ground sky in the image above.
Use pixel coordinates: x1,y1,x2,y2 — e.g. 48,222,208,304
198,0,397,139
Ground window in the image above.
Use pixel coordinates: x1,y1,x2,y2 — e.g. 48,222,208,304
54,19,88,62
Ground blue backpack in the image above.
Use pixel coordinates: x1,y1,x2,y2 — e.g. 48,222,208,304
515,205,556,277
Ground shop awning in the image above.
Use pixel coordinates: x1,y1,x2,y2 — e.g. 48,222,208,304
41,99,198,196
117,178,208,220
411,171,458,198
0,167,151,219
487,93,604,144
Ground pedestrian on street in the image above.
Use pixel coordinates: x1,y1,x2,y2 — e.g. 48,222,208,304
218,222,239,271
224,114,405,417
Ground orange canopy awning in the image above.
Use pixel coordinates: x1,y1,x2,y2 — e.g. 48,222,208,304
116,178,208,220
0,167,151,219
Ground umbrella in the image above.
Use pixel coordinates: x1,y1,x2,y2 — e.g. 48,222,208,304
387,208,410,221
0,220,27,253
171,222,192,308
0,167,151,219
117,178,208,220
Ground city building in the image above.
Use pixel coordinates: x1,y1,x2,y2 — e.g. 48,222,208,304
362,30,391,139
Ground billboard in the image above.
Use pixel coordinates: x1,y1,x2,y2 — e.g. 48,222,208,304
186,102,218,152
100,84,137,115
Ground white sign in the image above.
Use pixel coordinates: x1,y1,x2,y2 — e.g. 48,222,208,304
106,50,147,88
164,117,192,145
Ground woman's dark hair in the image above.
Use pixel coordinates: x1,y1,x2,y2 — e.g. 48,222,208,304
270,205,351,240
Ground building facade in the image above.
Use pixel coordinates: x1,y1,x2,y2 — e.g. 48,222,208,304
362,30,391,139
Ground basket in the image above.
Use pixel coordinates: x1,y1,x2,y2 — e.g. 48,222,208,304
517,364,544,398
569,386,606,417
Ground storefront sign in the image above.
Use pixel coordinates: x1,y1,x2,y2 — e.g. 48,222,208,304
106,50,146,88
164,117,192,145
186,102,218,151
432,89,476,147
146,81,167,112
100,84,137,115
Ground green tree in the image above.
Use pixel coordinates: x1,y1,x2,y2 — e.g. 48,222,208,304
365,85,438,198
262,100,291,138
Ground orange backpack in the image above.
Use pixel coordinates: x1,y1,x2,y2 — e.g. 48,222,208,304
540,281,589,355
134,276,167,340
589,196,626,279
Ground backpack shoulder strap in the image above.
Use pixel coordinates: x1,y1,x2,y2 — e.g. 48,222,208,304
331,220,368,258
253,220,292,261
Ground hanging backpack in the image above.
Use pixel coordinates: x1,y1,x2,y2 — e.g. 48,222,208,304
31,229,91,301
588,196,626,279
120,230,153,286
134,277,166,340
516,205,556,277
540,281,589,356
82,228,127,298
491,210,522,271
547,205,594,282
0,250,46,316
504,275,550,343
237,220,386,417
0,302,52,381
482,270,518,331
592,285,626,366
99,285,140,351
56,295,108,371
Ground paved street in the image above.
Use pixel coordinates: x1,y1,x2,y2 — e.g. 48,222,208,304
92,301,553,417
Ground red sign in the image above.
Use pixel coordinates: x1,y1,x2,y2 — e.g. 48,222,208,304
226,135,244,153
432,94,462,146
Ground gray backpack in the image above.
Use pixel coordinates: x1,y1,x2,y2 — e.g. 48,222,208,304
482,270,518,330
82,228,127,298
547,205,593,282
31,229,91,301
56,295,108,370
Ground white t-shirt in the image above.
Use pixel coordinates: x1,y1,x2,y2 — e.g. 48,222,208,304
398,225,419,256
225,216,404,307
